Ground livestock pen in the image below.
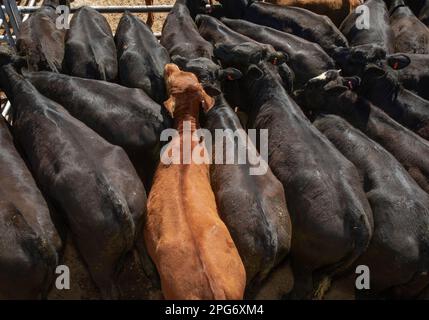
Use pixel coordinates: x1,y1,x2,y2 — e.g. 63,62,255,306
0,0,182,116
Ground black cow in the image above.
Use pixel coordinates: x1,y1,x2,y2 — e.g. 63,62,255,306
331,45,429,101
215,43,373,299
161,1,292,297
315,114,429,299
357,65,429,140
296,70,429,195
115,12,170,104
23,71,171,189
218,0,348,55
160,0,277,98
161,0,215,60
0,113,61,299
340,0,395,54
385,53,429,100
332,44,387,77
0,52,148,299
64,6,117,81
196,15,294,92
47,230,162,299
386,0,429,54
202,93,292,298
16,0,69,72
220,17,335,88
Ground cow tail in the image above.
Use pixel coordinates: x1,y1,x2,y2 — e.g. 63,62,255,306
313,207,373,299
145,0,154,28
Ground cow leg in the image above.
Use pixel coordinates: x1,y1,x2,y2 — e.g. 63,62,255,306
48,234,101,300
145,0,154,27
284,262,316,299
324,273,356,300
387,271,429,299
47,233,162,300
117,230,162,299
117,249,163,299
249,260,294,300
418,284,429,300
0,206,58,299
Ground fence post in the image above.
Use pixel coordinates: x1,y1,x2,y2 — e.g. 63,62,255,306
0,5,16,47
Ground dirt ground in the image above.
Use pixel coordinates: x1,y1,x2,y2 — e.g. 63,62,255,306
72,0,176,33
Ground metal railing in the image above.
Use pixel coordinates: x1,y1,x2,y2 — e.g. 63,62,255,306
0,2,218,44
0,1,218,114
17,4,175,14
0,0,22,46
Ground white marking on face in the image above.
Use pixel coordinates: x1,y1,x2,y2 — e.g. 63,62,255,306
310,70,342,82
312,71,330,81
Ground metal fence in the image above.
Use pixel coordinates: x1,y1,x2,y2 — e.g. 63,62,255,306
0,1,189,45
0,1,187,116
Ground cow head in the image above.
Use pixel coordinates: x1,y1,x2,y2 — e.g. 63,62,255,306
171,55,242,97
358,64,401,102
163,63,215,118
42,0,72,8
218,0,252,19
386,0,408,14
183,0,211,17
214,42,292,89
214,42,287,69
0,45,26,70
332,44,387,77
295,70,361,118
386,54,411,71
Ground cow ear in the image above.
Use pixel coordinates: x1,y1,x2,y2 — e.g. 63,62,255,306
277,63,294,92
217,67,243,81
324,82,348,96
387,54,411,70
204,85,222,97
171,55,188,69
246,65,264,80
199,88,215,113
213,43,233,61
344,76,361,90
164,63,180,77
267,52,288,66
164,96,176,118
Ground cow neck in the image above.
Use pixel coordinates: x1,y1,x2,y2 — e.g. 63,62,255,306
203,94,241,131
245,62,289,111
334,92,372,132
0,64,25,104
211,94,230,112
396,88,429,116
172,95,201,136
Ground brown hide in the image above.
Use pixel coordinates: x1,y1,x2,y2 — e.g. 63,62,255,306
144,64,246,300
265,0,363,25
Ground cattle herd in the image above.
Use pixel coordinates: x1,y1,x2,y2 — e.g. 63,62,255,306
1,0,429,300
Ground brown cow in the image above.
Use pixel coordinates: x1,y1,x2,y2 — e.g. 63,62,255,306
144,64,246,300
265,0,362,25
